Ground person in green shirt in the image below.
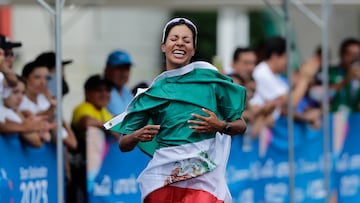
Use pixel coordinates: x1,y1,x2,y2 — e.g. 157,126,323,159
329,38,360,112
105,18,246,203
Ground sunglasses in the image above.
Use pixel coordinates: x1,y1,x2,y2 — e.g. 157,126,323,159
4,51,14,58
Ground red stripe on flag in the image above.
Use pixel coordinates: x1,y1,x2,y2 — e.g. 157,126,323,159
144,185,224,203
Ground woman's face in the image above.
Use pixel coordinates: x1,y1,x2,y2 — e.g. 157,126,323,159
4,81,25,110
24,66,49,95
161,24,195,70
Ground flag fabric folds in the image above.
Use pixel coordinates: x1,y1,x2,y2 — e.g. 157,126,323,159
105,61,246,203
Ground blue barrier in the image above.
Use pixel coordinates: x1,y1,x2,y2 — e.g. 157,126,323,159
2,113,360,203
0,133,57,203
85,129,150,203
87,137,150,203
226,114,359,203
335,114,360,202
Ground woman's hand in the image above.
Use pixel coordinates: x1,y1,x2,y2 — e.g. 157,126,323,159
188,108,225,133
119,124,160,152
188,108,247,136
132,125,161,142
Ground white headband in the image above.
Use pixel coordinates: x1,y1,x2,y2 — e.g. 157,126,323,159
161,17,198,46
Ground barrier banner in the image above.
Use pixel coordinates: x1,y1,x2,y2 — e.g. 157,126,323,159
227,117,335,203
86,127,150,203
335,113,360,202
84,113,360,202
0,134,57,203
226,134,261,203
259,118,334,203
2,114,360,202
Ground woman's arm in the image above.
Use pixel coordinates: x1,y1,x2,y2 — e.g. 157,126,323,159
62,121,78,150
0,62,17,87
119,125,160,152
219,117,247,136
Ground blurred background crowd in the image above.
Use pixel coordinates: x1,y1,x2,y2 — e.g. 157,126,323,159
1,1,360,202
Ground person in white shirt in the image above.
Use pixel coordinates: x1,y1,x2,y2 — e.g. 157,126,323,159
250,36,320,130
19,61,55,116
0,34,21,107
0,34,22,70
0,38,19,124
250,36,289,121
3,76,52,147
0,43,50,135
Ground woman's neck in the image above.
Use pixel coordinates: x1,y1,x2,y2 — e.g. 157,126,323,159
166,61,190,71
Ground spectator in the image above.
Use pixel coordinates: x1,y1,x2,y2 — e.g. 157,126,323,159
19,59,77,152
69,74,116,203
329,38,360,112
34,51,73,97
19,60,55,117
0,34,19,132
0,37,48,134
250,36,320,129
230,47,257,82
291,69,322,129
34,51,77,149
34,51,78,188
347,58,360,111
0,34,22,70
228,47,257,124
2,75,51,147
104,50,133,115
0,37,18,96
71,74,114,134
227,49,260,149
250,36,289,123
290,46,331,129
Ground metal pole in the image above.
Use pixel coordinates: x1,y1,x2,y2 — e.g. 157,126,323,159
37,0,55,15
55,0,64,202
321,0,331,201
283,0,295,203
263,0,285,18
290,0,323,27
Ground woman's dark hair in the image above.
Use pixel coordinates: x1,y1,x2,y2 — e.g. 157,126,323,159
21,60,48,78
162,18,198,48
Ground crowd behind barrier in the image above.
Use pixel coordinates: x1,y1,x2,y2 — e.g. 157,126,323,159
1,113,360,202
1,24,360,202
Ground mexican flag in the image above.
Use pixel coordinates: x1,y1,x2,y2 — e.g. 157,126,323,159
104,61,246,203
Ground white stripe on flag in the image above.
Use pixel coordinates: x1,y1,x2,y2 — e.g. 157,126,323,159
138,133,232,203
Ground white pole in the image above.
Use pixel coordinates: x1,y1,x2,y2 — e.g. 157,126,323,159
217,7,249,73
36,0,64,202
283,0,295,202
55,0,64,202
321,0,331,202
